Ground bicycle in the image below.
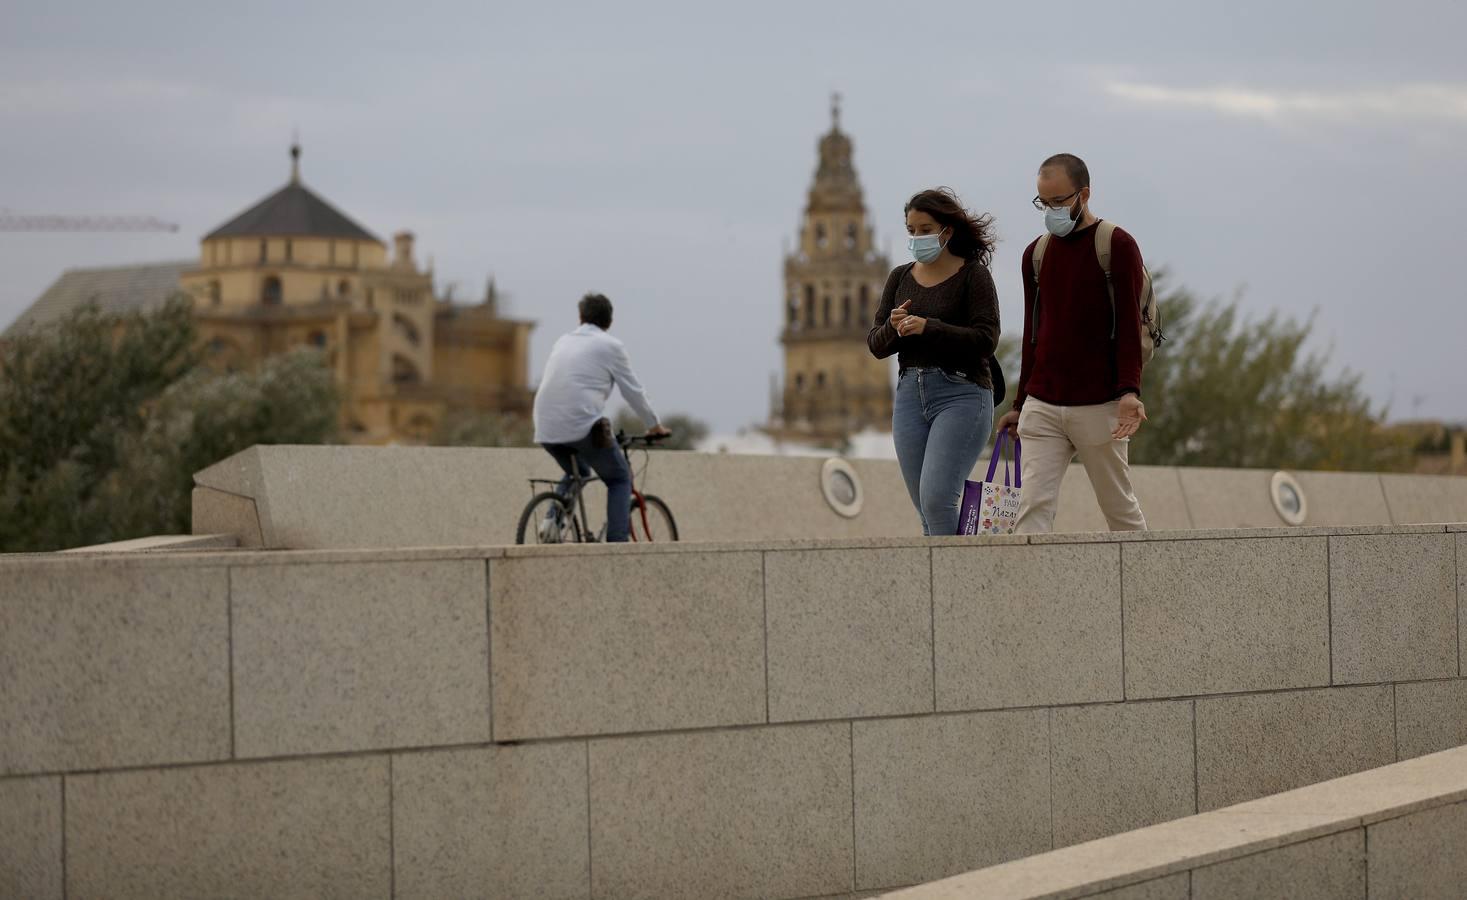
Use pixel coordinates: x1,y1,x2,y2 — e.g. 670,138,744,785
514,431,679,544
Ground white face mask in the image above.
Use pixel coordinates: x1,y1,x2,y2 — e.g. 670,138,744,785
907,228,949,263
1044,200,1081,237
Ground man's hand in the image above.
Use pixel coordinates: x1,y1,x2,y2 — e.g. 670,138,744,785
1113,394,1146,439
996,408,1021,438
647,423,672,438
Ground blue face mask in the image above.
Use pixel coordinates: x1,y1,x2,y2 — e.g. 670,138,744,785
907,229,948,264
1044,202,1080,237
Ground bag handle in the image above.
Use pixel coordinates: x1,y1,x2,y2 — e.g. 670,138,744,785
984,433,1024,488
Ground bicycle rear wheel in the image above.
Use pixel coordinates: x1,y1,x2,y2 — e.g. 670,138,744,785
516,492,582,545
629,494,678,542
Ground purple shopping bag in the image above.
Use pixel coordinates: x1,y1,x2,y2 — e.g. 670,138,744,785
957,432,1023,535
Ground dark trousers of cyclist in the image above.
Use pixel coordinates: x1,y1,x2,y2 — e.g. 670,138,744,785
542,435,632,542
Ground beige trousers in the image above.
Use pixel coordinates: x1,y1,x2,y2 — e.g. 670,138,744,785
1014,398,1147,534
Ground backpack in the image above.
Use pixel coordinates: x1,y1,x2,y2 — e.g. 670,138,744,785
1030,221,1164,365
893,260,1006,406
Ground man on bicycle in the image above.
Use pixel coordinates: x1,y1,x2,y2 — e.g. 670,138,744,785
532,293,670,542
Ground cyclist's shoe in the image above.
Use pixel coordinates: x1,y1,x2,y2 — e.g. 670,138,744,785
537,506,563,543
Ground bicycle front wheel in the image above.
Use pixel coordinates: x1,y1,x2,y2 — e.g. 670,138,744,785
515,492,582,545
629,494,678,542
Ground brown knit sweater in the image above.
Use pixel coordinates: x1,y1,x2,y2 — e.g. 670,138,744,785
866,258,1001,390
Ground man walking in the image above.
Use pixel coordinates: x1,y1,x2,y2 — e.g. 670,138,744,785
533,293,669,542
996,154,1148,533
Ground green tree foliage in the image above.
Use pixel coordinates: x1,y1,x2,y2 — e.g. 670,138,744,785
1131,280,1412,471
103,350,340,539
995,276,1412,471
0,298,339,551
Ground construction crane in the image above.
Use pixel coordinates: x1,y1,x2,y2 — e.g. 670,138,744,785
0,210,179,233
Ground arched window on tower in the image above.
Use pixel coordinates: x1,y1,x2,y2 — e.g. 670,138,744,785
803,286,815,328
859,284,871,322
814,222,827,249
787,298,799,326
822,296,831,327
794,373,806,392
846,222,857,250
842,296,852,326
392,355,422,385
261,276,283,306
816,371,827,389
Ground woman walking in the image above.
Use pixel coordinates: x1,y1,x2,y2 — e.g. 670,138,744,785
868,188,1001,535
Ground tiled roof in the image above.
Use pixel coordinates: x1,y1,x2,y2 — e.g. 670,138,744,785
203,180,380,243
2,260,194,337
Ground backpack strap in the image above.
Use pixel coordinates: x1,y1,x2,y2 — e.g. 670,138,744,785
1030,234,1051,282
1094,221,1117,275
1028,236,1050,346
1095,221,1118,339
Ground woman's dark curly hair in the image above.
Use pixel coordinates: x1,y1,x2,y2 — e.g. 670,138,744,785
903,187,997,267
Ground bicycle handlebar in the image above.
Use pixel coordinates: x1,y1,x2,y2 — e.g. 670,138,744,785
617,430,672,448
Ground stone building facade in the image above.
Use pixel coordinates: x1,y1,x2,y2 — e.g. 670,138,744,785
177,145,534,443
768,99,893,445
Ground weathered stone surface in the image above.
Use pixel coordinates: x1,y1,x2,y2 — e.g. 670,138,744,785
1395,680,1467,761
1123,537,1330,698
392,743,589,900
232,559,490,757
0,563,229,775
1190,829,1365,899
1090,874,1190,900
1329,533,1457,684
852,710,1051,890
491,552,765,740
66,756,391,899
1367,799,1467,899
589,723,853,900
934,544,1122,710
765,548,933,722
1051,701,1196,847
190,485,263,547
1294,471,1391,527
875,810,1349,900
1218,741,1467,825
0,776,61,900
1380,473,1467,525
1176,468,1280,529
1196,686,1395,810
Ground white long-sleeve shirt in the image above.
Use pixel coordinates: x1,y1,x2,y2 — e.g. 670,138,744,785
533,323,659,445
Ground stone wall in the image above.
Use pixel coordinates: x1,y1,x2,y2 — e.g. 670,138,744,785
192,445,1467,549
888,744,1467,899
3,524,1465,898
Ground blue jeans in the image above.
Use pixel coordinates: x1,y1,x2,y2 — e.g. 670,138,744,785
893,368,994,536
542,435,632,542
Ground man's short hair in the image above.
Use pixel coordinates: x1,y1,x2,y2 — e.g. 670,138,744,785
1040,153,1090,190
579,293,613,329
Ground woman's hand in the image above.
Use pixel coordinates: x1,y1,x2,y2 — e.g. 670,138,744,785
897,314,927,336
890,300,926,336
888,299,910,332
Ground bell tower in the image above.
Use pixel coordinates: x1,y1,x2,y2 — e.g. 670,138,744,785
769,95,893,443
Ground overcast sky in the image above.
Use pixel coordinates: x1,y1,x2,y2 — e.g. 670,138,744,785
3,0,1464,432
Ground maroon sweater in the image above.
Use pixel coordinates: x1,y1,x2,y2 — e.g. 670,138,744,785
1015,220,1145,409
